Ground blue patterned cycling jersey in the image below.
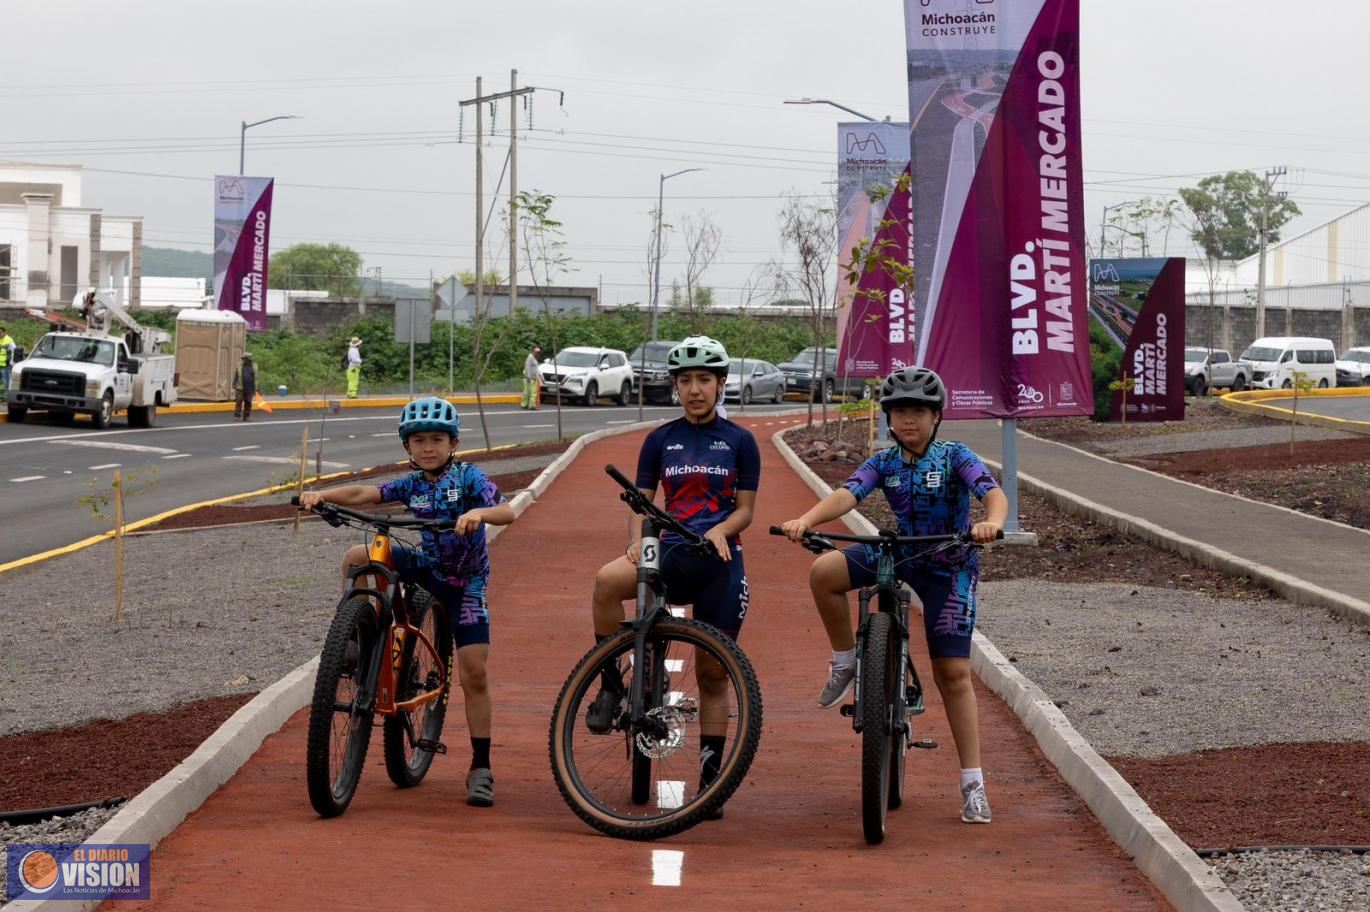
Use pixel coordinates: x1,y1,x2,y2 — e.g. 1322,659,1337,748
841,440,1000,571
376,462,506,585
636,414,761,542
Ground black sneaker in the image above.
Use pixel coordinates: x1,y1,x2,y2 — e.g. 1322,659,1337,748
585,681,624,733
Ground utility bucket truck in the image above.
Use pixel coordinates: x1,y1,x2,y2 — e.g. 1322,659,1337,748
6,291,178,428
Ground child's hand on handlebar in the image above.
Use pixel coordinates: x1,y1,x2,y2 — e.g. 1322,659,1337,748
624,541,641,566
298,491,326,511
971,521,1002,544
454,510,485,535
778,518,811,542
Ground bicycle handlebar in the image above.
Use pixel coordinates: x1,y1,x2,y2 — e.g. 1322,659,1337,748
291,496,456,532
768,524,1002,554
604,464,712,552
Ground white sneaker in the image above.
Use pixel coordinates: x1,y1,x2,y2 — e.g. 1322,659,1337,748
961,780,991,824
817,662,856,709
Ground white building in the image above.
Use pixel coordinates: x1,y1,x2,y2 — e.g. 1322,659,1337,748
1233,201,1370,288
0,163,143,309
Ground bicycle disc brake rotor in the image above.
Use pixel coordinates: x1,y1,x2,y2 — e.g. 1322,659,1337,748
633,698,699,760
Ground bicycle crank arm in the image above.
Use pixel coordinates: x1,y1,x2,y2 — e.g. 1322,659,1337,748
911,738,938,750
414,739,448,754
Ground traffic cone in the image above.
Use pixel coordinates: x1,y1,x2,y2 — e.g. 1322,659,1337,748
253,391,274,414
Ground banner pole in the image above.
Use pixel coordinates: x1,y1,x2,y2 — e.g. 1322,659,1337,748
113,469,124,622
1000,418,1022,534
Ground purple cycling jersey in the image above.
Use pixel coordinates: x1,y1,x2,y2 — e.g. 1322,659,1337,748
376,461,506,584
635,414,761,542
841,440,999,570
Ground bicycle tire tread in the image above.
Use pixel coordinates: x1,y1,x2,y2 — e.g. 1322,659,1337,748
306,597,377,817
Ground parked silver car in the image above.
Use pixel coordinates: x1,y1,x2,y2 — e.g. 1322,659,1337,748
723,358,786,404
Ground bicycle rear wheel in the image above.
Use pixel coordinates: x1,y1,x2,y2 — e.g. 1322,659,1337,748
549,617,763,840
383,588,453,788
860,612,894,844
306,597,379,817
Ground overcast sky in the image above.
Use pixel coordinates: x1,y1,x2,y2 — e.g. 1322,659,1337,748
6,1,1368,304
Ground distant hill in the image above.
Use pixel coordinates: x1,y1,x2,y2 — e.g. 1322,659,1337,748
141,246,426,298
143,246,214,282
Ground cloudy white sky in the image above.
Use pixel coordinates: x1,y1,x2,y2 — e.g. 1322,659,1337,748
6,1,1368,303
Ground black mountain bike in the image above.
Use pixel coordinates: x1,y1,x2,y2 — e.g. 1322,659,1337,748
771,525,999,844
294,497,456,818
549,465,764,840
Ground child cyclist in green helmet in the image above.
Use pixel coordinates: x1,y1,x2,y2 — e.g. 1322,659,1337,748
299,397,516,808
587,335,761,820
779,366,1007,824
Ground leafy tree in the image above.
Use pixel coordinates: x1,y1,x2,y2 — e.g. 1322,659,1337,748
456,269,505,288
270,243,363,297
1178,171,1301,261
517,189,574,441
777,192,837,430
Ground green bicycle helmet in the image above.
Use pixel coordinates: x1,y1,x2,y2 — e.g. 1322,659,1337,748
398,396,461,441
667,335,729,376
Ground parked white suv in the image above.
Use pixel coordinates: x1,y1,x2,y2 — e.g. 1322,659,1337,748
539,346,634,406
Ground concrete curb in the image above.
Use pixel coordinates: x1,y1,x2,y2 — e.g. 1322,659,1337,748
770,428,1245,912
2,393,523,421
6,658,320,912
1219,388,1370,436
979,445,1370,629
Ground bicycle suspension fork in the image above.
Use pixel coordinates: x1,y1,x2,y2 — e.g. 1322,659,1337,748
628,516,664,726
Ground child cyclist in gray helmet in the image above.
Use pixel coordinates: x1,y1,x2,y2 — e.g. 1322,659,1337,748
779,366,1007,824
299,397,516,808
587,336,761,819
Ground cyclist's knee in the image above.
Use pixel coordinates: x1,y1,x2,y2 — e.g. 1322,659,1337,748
932,658,972,693
694,652,727,693
809,551,850,595
593,557,634,603
342,543,368,572
458,648,489,693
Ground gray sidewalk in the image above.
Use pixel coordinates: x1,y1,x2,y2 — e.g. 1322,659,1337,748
947,419,1370,626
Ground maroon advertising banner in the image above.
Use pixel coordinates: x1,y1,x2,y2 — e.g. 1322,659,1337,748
213,176,273,332
835,122,912,381
1091,257,1187,422
904,0,1092,419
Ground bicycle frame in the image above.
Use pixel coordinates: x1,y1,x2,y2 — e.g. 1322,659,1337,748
624,513,671,734
340,528,453,720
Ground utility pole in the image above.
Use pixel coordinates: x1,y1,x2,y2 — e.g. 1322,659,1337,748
474,76,484,337
509,68,519,314
458,73,562,322
1256,165,1287,339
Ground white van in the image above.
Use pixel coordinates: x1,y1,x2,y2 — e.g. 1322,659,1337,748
1239,337,1338,390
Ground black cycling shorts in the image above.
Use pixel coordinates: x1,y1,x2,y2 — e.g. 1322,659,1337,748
658,538,750,639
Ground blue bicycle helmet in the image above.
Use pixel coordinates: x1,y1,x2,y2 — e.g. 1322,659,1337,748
398,397,461,441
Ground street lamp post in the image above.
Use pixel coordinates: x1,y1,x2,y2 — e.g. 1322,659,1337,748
240,115,301,175
783,97,887,122
650,168,703,341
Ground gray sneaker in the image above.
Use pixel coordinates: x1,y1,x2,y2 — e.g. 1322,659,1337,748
960,781,991,824
817,662,856,709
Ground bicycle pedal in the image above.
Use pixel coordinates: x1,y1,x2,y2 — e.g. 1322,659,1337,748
839,704,855,718
906,699,926,717
415,739,448,754
911,738,938,750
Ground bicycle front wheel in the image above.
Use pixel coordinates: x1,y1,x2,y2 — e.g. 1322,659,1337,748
383,588,453,788
306,597,379,818
549,618,763,841
860,611,895,844
888,635,912,811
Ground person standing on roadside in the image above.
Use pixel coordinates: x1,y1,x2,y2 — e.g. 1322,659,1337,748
521,345,543,410
345,336,363,399
0,325,15,393
233,352,257,421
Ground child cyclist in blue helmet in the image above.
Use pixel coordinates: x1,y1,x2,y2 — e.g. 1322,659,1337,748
779,366,1007,825
299,397,515,808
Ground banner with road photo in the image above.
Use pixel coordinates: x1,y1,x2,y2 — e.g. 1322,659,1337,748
1090,257,1186,422
904,0,1092,419
835,121,911,384
213,176,274,332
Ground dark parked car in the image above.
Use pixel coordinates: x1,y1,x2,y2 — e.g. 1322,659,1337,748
628,340,681,404
777,347,867,402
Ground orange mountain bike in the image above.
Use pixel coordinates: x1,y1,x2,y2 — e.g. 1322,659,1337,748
293,497,455,818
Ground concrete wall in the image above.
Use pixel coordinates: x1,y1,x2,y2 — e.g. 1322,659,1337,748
1184,303,1369,354
287,297,416,336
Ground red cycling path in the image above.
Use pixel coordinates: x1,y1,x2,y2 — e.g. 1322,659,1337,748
105,419,1169,912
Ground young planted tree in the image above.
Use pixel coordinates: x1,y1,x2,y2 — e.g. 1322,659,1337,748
732,262,784,414
460,264,513,452
679,212,722,333
517,189,573,442
778,193,837,430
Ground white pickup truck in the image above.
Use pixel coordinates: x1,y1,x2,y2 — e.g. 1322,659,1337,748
1183,347,1251,397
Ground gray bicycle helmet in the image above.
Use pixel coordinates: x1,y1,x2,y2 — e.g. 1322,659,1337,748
398,396,461,441
666,336,729,375
878,366,946,412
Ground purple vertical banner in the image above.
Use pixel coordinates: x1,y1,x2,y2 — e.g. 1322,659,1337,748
904,0,1092,419
213,176,274,332
835,122,912,381
1091,257,1187,422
